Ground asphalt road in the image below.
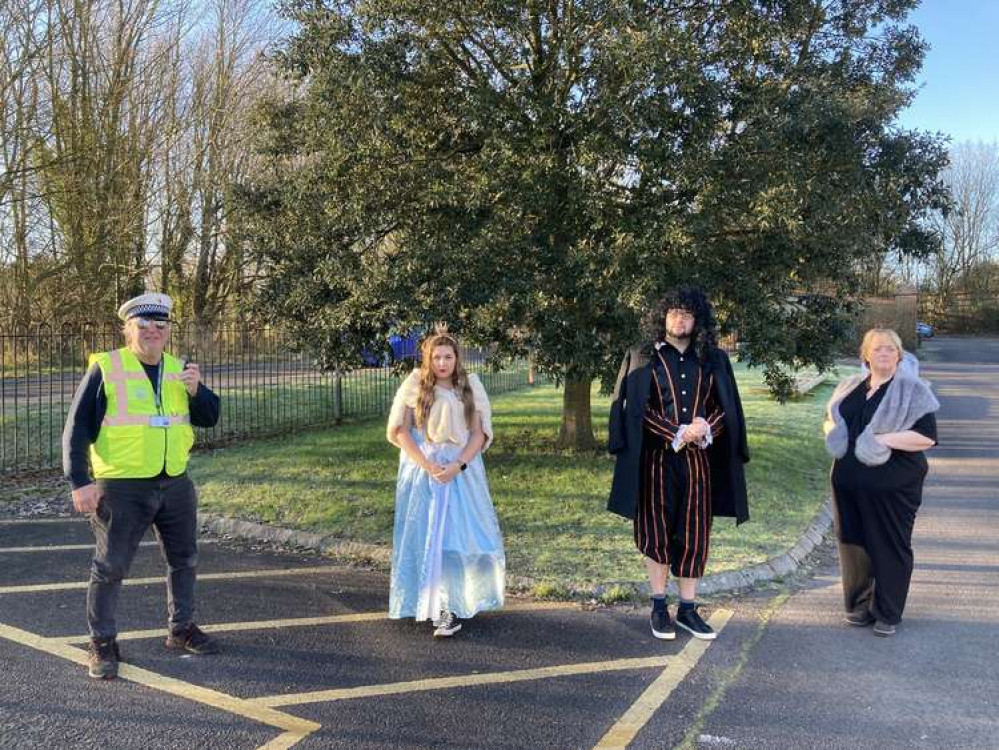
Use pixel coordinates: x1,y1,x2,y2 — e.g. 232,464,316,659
685,336,999,749
0,522,744,749
1,335,996,749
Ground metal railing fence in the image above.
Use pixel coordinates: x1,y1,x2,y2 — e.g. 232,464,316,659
0,323,534,476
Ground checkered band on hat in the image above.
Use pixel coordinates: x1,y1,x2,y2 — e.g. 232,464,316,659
117,292,173,321
128,303,170,319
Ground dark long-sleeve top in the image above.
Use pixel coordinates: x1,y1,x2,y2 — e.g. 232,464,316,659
642,341,725,447
62,361,220,489
839,376,938,448
831,375,937,494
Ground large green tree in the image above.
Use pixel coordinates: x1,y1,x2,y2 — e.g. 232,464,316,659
237,0,947,448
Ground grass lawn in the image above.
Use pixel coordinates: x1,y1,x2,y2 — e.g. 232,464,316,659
191,363,840,596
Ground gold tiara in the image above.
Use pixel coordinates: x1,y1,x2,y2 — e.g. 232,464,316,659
432,321,452,337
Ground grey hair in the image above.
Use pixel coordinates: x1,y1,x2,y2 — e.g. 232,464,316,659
121,319,137,346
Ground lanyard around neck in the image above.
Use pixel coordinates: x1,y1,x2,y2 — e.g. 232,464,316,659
152,361,164,412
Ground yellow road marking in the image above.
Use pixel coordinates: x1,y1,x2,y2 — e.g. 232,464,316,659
253,654,674,708
0,620,319,746
593,609,732,749
53,600,577,644
257,730,317,750
0,565,346,594
0,540,217,554
675,595,787,750
0,541,158,553
54,612,385,644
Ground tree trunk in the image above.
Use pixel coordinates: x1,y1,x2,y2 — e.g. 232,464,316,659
558,376,596,450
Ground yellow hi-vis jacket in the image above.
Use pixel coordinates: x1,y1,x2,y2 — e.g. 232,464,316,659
88,348,195,479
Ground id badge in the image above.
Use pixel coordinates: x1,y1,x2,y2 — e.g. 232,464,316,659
149,416,171,428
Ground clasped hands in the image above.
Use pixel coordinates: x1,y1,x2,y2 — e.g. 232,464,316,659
424,461,463,483
678,417,711,448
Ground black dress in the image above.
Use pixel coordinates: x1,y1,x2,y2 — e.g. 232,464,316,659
831,376,937,624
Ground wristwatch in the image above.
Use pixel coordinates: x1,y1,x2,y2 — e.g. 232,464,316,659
459,462,468,472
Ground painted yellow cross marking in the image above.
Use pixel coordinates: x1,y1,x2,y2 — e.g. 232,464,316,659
0,620,319,747
248,609,731,716
0,516,732,750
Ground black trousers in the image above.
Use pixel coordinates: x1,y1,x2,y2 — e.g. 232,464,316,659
832,483,922,626
87,474,199,639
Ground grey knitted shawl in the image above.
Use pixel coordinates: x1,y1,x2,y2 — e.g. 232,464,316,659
824,372,939,466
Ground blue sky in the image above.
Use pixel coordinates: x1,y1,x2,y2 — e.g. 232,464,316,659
898,1,999,144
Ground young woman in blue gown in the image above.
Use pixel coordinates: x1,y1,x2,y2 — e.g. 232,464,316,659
386,326,505,637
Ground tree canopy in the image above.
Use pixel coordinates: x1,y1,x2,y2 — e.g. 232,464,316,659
237,0,948,446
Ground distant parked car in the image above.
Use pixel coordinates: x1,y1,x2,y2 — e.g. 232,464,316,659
916,322,934,339
388,332,419,362
360,330,422,367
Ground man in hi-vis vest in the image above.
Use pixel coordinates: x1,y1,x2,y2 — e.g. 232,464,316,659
62,293,220,680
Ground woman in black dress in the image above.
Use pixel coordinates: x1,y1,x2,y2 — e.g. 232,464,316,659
824,328,939,637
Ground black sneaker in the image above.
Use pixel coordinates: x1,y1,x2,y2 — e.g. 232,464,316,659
675,605,717,640
845,607,876,627
433,611,462,637
165,623,220,654
650,603,676,641
88,637,120,680
873,620,896,637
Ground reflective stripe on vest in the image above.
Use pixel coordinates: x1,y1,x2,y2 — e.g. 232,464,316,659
89,348,195,479
100,349,191,427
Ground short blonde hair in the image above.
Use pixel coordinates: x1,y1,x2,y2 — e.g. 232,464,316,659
859,328,904,365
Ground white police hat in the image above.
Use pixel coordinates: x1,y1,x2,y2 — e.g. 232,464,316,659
117,292,173,321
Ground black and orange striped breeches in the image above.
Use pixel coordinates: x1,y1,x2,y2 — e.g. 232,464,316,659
633,439,713,578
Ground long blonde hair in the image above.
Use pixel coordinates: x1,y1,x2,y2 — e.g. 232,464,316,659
414,329,475,430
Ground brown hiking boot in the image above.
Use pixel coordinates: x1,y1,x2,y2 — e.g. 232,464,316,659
165,623,220,654
88,638,120,680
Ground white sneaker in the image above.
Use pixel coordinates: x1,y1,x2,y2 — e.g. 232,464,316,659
433,611,462,637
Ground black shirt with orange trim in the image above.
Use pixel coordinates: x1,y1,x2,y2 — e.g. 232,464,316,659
643,340,725,449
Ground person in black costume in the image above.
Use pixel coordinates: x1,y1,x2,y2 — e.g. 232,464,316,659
608,287,749,642
824,328,938,637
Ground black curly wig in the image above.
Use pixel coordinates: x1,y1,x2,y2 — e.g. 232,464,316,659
640,286,719,363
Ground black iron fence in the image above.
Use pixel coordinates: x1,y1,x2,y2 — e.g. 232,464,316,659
0,323,535,476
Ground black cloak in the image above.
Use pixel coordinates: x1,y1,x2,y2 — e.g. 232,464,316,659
607,344,750,523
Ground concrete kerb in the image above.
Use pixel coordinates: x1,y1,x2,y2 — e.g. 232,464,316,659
198,513,391,565
198,497,835,603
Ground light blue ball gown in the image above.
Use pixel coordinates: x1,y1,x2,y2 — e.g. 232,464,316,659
386,373,505,622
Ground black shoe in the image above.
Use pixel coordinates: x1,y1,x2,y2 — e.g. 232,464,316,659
433,611,462,638
845,607,876,627
88,637,120,680
650,603,676,641
675,605,717,640
873,620,896,637
165,623,220,654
